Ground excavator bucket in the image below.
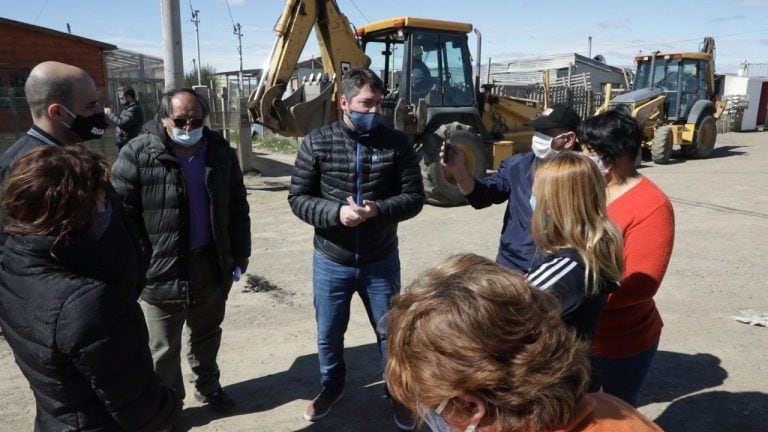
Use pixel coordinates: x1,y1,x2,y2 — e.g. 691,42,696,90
248,73,336,137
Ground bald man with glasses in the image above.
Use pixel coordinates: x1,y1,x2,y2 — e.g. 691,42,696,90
111,88,251,416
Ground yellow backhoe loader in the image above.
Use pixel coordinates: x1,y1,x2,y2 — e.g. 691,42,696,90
248,0,541,205
598,37,723,164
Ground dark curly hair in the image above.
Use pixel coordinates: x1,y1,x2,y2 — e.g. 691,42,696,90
577,106,644,166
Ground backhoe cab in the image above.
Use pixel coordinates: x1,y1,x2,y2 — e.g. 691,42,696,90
599,37,722,164
249,1,540,206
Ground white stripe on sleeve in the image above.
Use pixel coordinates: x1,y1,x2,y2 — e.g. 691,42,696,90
527,257,579,290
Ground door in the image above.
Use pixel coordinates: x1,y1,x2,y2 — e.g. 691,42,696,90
756,82,768,126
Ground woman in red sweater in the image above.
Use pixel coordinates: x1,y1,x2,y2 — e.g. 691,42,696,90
577,108,675,406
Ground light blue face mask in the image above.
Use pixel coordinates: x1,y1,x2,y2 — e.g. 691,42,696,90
347,110,380,134
170,127,203,147
424,409,454,432
529,194,536,211
422,399,477,432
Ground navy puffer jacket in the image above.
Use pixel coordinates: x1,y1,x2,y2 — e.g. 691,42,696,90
288,121,424,264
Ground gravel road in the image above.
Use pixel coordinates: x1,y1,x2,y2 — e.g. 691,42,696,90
1,131,766,431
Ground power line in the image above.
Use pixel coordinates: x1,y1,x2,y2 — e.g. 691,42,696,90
347,0,370,23
223,0,236,28
32,0,50,24
596,28,768,53
223,0,244,93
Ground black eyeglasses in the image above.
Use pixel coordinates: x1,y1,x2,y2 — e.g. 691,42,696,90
171,118,204,128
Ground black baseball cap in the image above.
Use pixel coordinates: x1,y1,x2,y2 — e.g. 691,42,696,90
526,103,581,131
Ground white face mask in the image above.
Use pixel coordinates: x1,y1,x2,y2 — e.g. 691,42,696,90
588,154,611,175
170,127,203,147
531,132,565,160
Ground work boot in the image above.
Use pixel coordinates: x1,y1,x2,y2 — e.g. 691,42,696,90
304,386,344,421
194,388,238,414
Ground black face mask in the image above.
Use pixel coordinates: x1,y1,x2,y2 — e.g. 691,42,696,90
60,105,108,141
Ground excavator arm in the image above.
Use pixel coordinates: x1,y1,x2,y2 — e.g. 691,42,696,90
247,0,369,137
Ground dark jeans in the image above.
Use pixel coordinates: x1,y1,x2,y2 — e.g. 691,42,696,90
141,248,226,399
312,249,401,392
591,339,660,407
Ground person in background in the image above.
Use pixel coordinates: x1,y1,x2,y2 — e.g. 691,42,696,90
578,107,675,406
105,86,144,149
111,88,251,414
526,151,624,341
410,45,433,103
288,67,424,430
441,104,581,273
0,145,180,431
386,253,662,432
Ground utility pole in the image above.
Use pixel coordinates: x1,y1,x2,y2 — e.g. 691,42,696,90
161,0,184,90
234,23,244,94
190,4,202,86
232,22,252,171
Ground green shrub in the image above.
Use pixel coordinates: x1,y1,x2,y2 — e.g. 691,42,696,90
254,136,299,154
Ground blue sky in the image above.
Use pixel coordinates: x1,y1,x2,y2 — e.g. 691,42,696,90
4,0,768,74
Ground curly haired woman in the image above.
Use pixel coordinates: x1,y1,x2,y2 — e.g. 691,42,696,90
386,254,661,432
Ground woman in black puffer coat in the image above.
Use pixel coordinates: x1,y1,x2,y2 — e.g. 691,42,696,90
0,145,181,431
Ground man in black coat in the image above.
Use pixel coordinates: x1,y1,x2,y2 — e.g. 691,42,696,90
105,86,144,149
0,61,108,182
111,88,251,414
288,67,424,430
0,61,144,294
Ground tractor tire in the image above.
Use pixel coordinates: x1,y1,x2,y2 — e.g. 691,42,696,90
420,123,487,206
682,115,717,159
651,125,673,164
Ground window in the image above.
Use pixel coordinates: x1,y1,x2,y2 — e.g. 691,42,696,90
365,37,404,97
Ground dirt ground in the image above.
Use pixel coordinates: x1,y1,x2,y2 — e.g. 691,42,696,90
1,131,767,432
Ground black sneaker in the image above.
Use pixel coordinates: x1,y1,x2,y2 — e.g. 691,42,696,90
304,387,344,421
194,388,237,414
393,399,416,431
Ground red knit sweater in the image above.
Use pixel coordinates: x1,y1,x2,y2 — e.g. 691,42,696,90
551,393,662,431
592,176,675,358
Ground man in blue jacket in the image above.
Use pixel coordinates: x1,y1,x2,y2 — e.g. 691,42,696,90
441,103,581,272
288,67,424,430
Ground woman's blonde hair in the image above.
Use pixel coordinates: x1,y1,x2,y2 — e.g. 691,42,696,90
531,152,623,294
386,254,590,432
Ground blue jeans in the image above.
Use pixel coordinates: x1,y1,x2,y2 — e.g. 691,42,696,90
312,249,401,392
591,339,660,407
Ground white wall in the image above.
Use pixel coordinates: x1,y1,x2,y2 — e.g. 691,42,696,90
723,75,768,131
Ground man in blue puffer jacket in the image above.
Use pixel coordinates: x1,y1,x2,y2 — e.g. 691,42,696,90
288,67,424,430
